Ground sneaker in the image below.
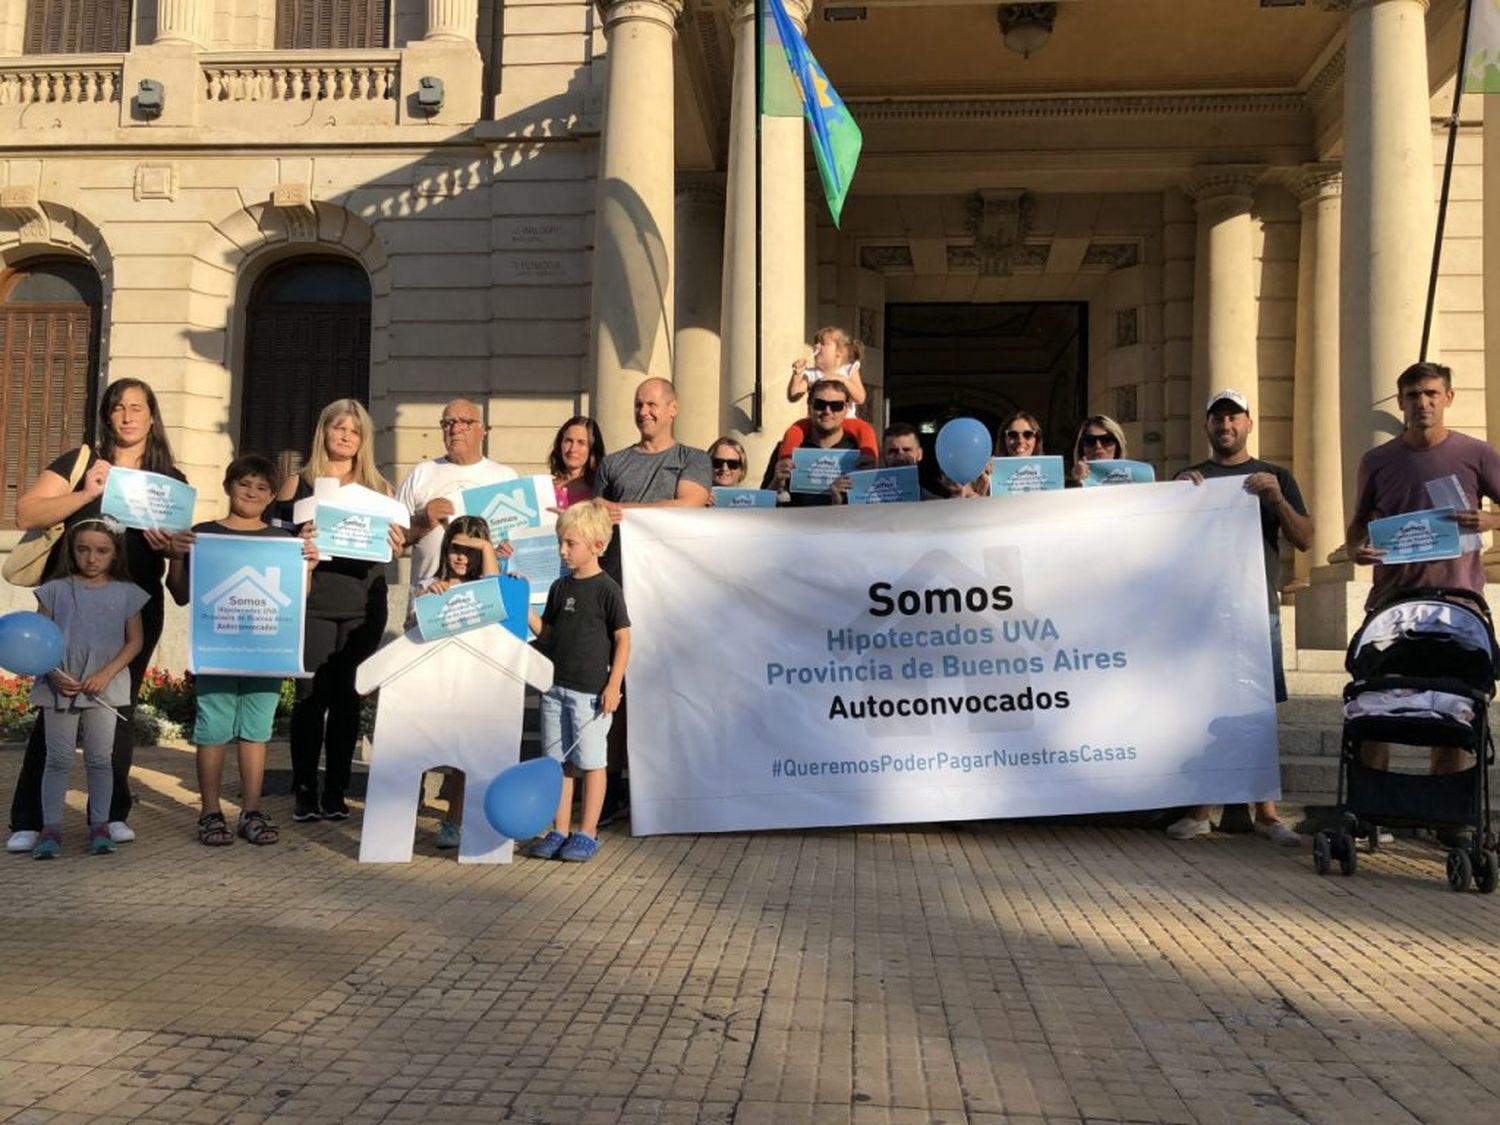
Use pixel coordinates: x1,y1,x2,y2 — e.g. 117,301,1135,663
558,832,600,863
1254,819,1301,847
106,821,135,844
89,826,117,856
1166,815,1213,840
7,830,39,854
435,820,461,849
292,789,322,822
528,830,567,859
320,794,349,821
31,829,61,860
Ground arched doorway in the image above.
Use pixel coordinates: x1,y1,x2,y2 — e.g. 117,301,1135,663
242,257,371,478
0,258,103,526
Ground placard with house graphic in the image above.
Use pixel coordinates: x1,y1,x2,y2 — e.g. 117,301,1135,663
991,456,1065,494
846,466,920,505
314,504,394,563
188,533,308,676
412,577,509,641
454,473,555,546
101,467,198,532
1368,507,1462,565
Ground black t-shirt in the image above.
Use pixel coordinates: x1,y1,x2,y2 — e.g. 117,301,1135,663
279,478,390,620
537,572,631,694
761,432,861,507
43,447,185,597
1185,457,1308,611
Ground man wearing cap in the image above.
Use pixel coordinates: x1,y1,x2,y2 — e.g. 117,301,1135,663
1169,388,1313,844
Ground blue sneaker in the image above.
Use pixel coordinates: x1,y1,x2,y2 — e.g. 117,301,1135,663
435,820,461,849
89,827,116,856
528,830,567,859
31,829,61,860
558,832,599,863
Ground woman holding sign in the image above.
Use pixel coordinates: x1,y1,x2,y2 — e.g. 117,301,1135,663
278,399,402,824
1068,414,1130,487
549,416,605,511
6,378,183,853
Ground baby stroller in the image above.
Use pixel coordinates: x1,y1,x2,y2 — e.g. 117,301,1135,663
1315,587,1498,892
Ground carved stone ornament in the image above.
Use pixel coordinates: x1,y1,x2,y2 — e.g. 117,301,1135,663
859,244,914,272
964,190,1034,276
0,186,49,242
268,183,318,243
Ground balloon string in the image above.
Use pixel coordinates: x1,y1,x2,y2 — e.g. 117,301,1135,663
540,709,607,761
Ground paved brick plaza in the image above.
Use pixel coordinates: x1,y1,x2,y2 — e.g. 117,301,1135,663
1,744,1498,1125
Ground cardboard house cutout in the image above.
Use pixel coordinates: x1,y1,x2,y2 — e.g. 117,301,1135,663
355,622,553,864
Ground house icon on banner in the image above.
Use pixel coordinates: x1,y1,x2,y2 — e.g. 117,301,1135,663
480,484,539,528
201,566,290,635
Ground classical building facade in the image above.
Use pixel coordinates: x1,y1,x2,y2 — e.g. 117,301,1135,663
0,0,1492,654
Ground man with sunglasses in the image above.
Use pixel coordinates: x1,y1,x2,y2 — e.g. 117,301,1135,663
1169,388,1312,845
763,379,876,506
395,398,518,601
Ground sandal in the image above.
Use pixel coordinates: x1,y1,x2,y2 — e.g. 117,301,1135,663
238,810,279,846
198,811,233,847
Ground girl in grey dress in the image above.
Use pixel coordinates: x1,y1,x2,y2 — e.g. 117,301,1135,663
30,519,148,859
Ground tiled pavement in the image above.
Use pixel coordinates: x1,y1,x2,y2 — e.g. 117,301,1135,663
1,745,1498,1124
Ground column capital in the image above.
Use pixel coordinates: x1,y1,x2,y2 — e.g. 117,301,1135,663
601,0,686,33
1343,0,1429,12
729,0,811,33
1183,165,1265,210
1292,163,1343,205
425,0,479,42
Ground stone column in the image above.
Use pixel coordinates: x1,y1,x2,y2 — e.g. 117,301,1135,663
588,0,682,452
720,0,811,472
1185,165,1263,458
1291,166,1343,583
155,0,212,47
1488,87,1500,581
1339,0,1435,517
674,178,726,450
425,0,479,41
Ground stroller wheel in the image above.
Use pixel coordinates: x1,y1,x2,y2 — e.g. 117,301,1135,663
1474,850,1499,895
1336,833,1358,877
1446,848,1473,892
1313,831,1332,876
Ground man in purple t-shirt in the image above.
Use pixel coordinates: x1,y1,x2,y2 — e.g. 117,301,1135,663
1346,361,1500,782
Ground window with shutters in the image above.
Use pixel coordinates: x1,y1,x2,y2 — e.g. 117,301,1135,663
23,1,132,54
242,258,372,481
0,259,102,528
276,0,390,50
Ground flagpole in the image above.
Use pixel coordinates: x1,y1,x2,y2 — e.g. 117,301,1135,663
1422,0,1475,361
753,0,765,432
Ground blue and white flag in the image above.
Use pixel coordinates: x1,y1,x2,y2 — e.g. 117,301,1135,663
846,466,920,505
991,456,1064,494
188,533,307,676
790,447,861,493
455,474,552,546
1368,508,1462,565
414,577,510,642
1083,460,1156,488
315,504,393,563
713,487,779,509
102,467,197,532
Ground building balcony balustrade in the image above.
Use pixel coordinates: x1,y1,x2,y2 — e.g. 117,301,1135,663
0,55,123,105
200,52,399,105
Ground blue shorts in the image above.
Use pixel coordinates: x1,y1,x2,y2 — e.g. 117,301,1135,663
193,675,281,745
539,685,611,771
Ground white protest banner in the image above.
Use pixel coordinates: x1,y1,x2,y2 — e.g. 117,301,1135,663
622,479,1278,836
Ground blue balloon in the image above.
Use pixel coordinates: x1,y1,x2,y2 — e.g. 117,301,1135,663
935,417,992,485
484,757,564,841
0,612,64,677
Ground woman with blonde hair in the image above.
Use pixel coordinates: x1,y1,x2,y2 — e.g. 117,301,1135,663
1068,414,1129,487
277,398,403,823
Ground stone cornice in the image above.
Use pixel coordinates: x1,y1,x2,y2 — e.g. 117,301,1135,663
1305,46,1345,109
847,92,1309,124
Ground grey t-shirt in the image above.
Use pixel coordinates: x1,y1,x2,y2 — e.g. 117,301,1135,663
30,577,151,709
594,442,712,579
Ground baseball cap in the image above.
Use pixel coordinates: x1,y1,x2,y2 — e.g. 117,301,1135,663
1205,388,1250,415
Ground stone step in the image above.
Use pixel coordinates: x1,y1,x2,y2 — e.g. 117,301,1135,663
1283,668,1348,695
1287,648,1347,673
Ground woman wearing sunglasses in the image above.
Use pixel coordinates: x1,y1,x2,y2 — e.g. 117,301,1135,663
1068,414,1129,487
707,436,749,489
997,412,1046,458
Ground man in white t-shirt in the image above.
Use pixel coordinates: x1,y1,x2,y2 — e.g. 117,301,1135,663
395,398,518,590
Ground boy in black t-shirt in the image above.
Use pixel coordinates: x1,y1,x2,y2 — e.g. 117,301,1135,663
526,500,631,863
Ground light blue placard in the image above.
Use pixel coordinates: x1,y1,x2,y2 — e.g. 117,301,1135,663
790,447,861,493
315,504,393,563
713,487,779,509
1083,459,1157,487
846,466,920,505
456,477,546,545
990,456,1065,494
413,577,510,642
1369,507,1462,565
101,467,197,532
188,533,307,676
503,534,568,603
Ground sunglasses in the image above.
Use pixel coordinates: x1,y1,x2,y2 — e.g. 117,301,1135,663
711,457,742,470
1005,429,1037,441
1082,433,1118,448
811,398,848,413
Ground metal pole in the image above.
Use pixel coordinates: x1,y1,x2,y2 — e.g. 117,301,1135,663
1421,0,1475,360
753,0,764,431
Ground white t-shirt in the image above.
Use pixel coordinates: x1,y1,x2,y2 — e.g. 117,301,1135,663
808,361,861,418
396,455,518,585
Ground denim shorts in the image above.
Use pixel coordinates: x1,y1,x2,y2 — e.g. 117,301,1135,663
193,675,281,745
539,685,611,771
